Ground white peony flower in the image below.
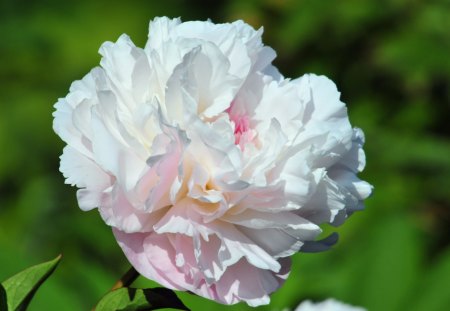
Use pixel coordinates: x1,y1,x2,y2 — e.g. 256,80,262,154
294,299,366,311
53,17,372,306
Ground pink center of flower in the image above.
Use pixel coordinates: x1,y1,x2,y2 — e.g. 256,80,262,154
226,103,256,148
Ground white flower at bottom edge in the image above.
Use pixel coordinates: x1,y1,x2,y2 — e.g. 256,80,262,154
293,298,367,311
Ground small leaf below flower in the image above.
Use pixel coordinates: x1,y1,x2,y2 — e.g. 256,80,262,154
95,287,190,311
1,254,62,311
1,284,7,310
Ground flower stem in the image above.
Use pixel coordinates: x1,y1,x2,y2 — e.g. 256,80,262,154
92,266,139,310
110,266,140,291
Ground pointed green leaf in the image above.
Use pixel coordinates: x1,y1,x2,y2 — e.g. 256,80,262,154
95,287,190,311
1,254,62,311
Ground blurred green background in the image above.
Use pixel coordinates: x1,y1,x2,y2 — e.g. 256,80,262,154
0,0,449,310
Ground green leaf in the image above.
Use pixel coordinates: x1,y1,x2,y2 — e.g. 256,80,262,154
1,254,62,311
95,287,190,311
0,284,7,311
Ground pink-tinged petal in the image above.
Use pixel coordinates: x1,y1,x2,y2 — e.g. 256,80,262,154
142,233,195,289
214,257,290,306
153,199,201,237
192,233,224,282
113,229,189,290
99,185,168,233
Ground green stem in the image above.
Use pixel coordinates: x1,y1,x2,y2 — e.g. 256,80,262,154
110,266,139,291
92,266,139,310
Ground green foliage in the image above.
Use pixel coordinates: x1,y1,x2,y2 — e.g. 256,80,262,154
0,0,448,310
0,284,7,311
95,288,189,311
1,255,61,311
411,248,450,311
